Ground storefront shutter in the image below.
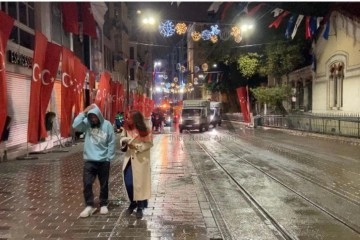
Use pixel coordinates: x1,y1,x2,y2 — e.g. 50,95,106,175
5,72,31,148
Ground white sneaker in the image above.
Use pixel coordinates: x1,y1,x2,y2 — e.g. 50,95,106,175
100,206,109,214
79,206,96,218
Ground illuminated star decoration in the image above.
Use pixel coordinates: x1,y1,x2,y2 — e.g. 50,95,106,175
210,25,221,35
191,31,201,41
201,30,212,40
159,20,175,37
175,23,187,35
210,35,218,43
230,26,241,37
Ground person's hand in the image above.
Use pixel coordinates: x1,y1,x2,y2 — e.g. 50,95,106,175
128,143,136,149
83,104,95,114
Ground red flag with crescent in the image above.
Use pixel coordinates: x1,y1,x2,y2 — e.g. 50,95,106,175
88,70,96,103
73,57,87,117
0,11,14,141
81,2,97,38
61,2,79,34
95,71,111,117
236,87,251,123
110,80,118,123
61,47,76,137
39,42,62,139
28,32,48,144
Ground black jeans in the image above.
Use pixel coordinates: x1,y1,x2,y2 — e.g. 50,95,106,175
83,161,110,207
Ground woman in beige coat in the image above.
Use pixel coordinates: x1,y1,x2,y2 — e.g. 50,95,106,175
120,111,153,219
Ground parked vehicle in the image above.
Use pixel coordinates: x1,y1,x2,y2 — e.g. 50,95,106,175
210,101,222,127
179,100,211,133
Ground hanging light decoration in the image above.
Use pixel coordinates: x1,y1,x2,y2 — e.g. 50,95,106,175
173,77,178,82
202,63,208,72
210,25,221,35
230,26,241,37
191,31,201,41
181,65,186,73
175,22,187,35
234,35,243,43
219,27,231,40
210,35,218,43
194,77,199,85
159,20,175,37
194,66,200,73
201,29,212,40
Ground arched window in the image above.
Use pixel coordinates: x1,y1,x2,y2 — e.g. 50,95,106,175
329,62,344,109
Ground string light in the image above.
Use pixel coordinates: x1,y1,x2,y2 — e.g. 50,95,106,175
191,31,201,41
175,22,187,35
230,26,241,37
210,25,221,35
210,35,218,43
159,20,175,37
201,30,212,41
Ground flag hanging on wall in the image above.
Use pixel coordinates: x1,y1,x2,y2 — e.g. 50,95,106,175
28,32,48,144
0,11,14,141
39,42,62,139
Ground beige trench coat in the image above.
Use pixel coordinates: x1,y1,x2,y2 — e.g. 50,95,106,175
120,128,153,201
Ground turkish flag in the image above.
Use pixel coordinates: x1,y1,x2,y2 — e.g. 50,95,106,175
0,11,14,141
88,70,95,103
81,2,97,38
61,47,76,137
61,2,79,34
39,42,62,139
116,83,124,113
73,57,87,117
28,32,48,144
110,80,118,123
236,87,251,123
95,71,111,118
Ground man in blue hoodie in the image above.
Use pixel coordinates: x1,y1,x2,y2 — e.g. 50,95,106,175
72,103,115,218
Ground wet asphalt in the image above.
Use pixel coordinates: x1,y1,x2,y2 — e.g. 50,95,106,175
0,121,359,239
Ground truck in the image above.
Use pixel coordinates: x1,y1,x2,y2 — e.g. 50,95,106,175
210,101,222,127
179,100,211,133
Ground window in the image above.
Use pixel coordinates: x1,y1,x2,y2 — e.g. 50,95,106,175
329,62,344,109
104,46,113,71
1,2,35,50
51,3,70,48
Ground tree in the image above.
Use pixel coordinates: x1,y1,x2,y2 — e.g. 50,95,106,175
251,85,291,115
237,53,260,80
259,40,304,85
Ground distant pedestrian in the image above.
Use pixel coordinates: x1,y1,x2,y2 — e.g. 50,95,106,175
120,111,153,219
72,104,115,218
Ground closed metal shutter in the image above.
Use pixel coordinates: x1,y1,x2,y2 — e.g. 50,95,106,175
5,72,31,148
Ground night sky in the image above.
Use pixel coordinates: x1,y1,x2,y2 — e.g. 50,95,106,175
126,2,334,59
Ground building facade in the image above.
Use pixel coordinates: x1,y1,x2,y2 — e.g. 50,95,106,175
1,2,130,155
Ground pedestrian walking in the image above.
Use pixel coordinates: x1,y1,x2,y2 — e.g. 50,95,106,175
120,111,153,219
72,103,115,218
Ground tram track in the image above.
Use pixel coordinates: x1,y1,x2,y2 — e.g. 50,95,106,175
220,126,360,204
182,131,294,240
193,130,360,237
222,129,360,206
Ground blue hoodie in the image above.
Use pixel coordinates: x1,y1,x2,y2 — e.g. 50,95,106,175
72,104,115,162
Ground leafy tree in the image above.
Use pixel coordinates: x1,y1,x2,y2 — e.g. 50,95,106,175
251,85,292,115
237,53,260,79
259,40,304,85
